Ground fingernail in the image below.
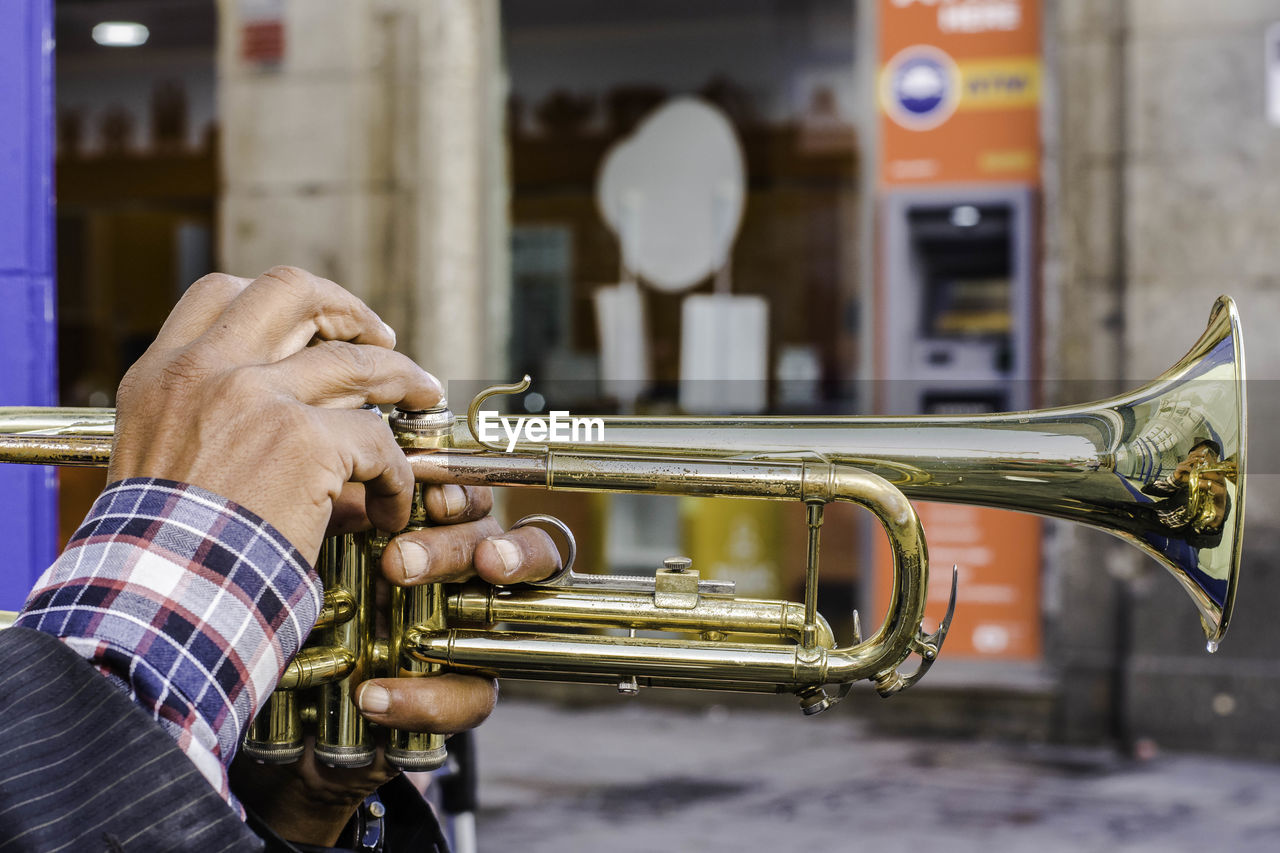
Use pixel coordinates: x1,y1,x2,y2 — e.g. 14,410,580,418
358,684,391,714
424,371,444,399
396,539,430,582
441,484,467,516
380,320,397,347
489,537,521,577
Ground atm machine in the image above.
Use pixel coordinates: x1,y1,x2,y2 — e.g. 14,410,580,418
879,187,1036,415
872,185,1044,662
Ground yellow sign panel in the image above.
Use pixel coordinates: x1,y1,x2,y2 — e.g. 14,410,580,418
957,57,1041,110
681,497,785,599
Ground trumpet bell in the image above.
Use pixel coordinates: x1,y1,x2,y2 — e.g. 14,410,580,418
1108,295,1245,646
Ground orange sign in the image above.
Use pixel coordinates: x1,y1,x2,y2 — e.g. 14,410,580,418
878,0,1041,186
872,503,1041,660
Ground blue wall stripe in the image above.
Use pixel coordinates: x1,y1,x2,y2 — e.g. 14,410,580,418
0,0,58,609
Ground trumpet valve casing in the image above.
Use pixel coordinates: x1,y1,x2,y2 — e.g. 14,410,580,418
384,404,456,772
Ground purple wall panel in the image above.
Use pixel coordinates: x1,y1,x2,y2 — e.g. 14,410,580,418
0,0,58,608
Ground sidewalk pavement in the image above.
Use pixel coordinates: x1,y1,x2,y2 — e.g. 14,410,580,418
473,698,1280,852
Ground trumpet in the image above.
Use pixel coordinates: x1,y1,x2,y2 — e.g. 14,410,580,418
0,295,1246,771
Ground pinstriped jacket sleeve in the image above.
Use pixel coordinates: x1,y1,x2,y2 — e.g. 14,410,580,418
11,478,322,819
0,625,264,851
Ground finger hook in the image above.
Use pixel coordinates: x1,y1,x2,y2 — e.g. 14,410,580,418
467,376,532,451
512,513,578,586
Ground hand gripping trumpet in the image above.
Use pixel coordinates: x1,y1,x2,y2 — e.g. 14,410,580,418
0,296,1247,770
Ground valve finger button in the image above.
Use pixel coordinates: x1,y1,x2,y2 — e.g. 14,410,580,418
663,556,692,573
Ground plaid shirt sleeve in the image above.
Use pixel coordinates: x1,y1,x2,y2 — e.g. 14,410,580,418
14,477,322,814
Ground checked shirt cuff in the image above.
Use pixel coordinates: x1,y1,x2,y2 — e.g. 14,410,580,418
15,478,322,812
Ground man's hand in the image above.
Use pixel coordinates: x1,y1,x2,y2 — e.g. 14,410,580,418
109,265,563,843
232,484,562,845
360,483,561,722
108,266,441,564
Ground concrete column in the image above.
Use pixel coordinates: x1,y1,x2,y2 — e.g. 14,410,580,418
1040,0,1133,747
1043,0,1128,390
217,0,509,383
410,0,510,384
1119,0,1280,758
1047,0,1280,757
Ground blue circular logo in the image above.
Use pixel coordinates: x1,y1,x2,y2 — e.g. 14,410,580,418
881,46,960,131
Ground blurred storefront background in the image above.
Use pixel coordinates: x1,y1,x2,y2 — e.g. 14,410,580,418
27,0,1280,760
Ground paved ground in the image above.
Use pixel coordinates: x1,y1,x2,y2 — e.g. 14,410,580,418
471,698,1280,853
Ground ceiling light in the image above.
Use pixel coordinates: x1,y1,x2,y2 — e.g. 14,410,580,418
92,22,150,48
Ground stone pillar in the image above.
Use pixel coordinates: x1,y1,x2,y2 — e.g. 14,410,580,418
1041,0,1132,747
1119,0,1280,759
1043,0,1128,388
216,0,509,383
406,0,510,384
1046,0,1280,757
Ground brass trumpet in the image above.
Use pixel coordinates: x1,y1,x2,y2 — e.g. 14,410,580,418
0,295,1247,771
